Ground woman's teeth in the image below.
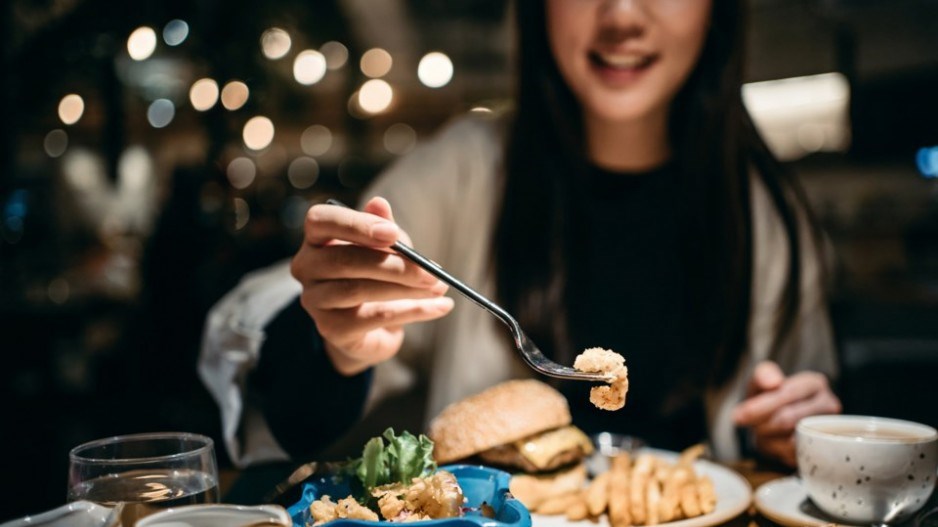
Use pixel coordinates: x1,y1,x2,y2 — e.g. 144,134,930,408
595,52,650,69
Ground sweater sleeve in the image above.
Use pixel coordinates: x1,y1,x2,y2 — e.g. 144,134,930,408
247,297,372,461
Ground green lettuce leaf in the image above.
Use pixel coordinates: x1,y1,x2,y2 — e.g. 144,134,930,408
351,428,437,497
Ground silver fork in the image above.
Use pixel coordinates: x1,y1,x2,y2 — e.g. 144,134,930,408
326,199,613,383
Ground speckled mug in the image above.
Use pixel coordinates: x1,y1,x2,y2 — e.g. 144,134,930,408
796,415,938,524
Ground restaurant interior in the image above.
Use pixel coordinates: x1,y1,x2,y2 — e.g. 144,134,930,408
2,0,938,521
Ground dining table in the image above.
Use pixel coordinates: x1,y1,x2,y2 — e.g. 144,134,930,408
217,458,794,527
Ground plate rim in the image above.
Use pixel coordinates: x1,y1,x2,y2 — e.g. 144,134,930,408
753,475,861,527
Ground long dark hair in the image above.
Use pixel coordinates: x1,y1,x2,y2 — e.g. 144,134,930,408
494,0,821,387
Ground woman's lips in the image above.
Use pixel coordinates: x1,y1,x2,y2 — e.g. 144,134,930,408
588,50,657,85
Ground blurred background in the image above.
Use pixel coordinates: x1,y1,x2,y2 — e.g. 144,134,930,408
2,0,937,519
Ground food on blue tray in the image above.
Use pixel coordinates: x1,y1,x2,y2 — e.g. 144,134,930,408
307,429,465,525
573,347,629,411
428,380,593,509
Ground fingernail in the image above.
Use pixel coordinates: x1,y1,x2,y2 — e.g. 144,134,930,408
429,280,448,294
371,222,398,242
434,297,454,312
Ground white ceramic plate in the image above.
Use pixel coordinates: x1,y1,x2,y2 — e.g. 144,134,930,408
754,476,862,527
533,448,752,527
0,501,116,527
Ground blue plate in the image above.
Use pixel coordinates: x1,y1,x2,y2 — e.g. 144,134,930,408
287,464,531,527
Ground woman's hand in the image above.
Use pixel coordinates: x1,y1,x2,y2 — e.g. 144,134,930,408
290,197,454,376
732,361,842,466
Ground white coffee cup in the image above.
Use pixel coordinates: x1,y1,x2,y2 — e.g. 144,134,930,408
135,504,291,527
796,415,938,524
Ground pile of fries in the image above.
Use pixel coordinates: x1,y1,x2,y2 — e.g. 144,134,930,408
532,445,717,526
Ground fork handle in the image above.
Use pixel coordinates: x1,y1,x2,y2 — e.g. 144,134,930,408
325,199,516,328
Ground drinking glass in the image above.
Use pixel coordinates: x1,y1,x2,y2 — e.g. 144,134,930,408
68,432,219,525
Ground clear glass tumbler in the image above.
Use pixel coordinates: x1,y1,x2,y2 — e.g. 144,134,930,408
67,432,219,525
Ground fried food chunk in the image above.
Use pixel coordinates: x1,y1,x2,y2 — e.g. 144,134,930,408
573,347,629,410
309,495,379,525
373,470,465,522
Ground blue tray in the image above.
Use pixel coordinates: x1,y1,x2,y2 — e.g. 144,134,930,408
287,464,531,527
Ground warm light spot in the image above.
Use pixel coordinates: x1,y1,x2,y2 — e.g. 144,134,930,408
301,125,332,156
288,157,320,189
320,41,348,70
147,99,175,128
163,19,189,46
358,79,393,114
44,129,68,158
127,26,158,61
221,81,249,110
243,116,275,150
293,50,327,85
360,48,393,78
227,157,256,189
383,123,417,155
58,94,85,125
418,52,453,88
470,106,493,113
260,28,291,60
189,78,219,111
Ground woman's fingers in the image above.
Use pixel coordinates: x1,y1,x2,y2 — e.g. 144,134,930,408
292,244,440,289
733,371,830,427
308,297,455,349
303,202,400,248
306,278,449,309
753,388,842,436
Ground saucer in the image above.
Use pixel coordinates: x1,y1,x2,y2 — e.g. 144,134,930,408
754,476,864,527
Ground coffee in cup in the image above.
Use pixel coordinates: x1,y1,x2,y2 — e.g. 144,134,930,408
796,415,938,524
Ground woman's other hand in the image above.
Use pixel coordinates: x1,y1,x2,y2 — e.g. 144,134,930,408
290,196,454,376
732,361,842,466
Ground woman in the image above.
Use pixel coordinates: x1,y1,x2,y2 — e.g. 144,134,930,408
199,0,840,468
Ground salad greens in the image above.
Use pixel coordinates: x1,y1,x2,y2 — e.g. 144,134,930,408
349,428,437,496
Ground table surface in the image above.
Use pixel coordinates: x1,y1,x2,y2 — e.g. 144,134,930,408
219,459,793,526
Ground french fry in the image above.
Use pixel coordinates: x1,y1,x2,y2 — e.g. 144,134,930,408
567,492,590,522
677,444,706,467
697,476,717,514
658,465,691,522
646,477,661,525
586,470,610,517
537,492,582,516
608,453,631,527
629,454,655,525
680,481,702,518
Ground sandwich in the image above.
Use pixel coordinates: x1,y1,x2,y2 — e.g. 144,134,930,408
427,379,594,508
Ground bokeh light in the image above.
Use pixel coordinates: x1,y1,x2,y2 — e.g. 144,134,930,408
261,28,292,60
44,129,68,158
384,124,417,155
233,197,251,230
417,52,453,88
189,78,219,111
48,278,70,305
227,157,256,189
360,48,393,78
288,157,320,189
127,26,157,61
917,146,938,179
321,41,348,70
301,125,333,156
147,99,175,128
58,94,85,125
293,50,327,85
221,81,249,110
163,19,189,46
470,106,493,113
243,116,275,150
358,79,393,114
